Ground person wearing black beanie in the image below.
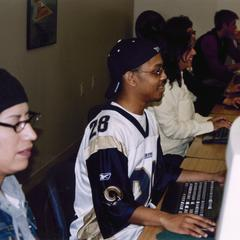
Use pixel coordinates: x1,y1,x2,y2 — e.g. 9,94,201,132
0,69,40,240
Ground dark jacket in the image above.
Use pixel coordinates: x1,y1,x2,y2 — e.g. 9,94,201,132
193,28,240,87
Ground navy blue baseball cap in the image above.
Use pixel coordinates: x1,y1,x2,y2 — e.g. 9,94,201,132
106,38,161,99
0,69,28,113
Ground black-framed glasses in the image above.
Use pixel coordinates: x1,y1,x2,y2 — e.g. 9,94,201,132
0,111,41,133
190,30,196,35
132,66,165,77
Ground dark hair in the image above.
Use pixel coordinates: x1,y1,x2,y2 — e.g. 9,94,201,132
164,16,192,86
135,10,166,44
214,9,239,30
165,15,192,51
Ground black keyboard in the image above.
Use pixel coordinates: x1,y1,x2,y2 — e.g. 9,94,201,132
178,182,218,217
161,181,223,236
162,181,222,220
202,127,229,144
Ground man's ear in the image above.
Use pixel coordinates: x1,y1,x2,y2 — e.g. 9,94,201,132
123,71,137,87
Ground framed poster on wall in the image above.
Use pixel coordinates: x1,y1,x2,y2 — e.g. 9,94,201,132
27,0,57,49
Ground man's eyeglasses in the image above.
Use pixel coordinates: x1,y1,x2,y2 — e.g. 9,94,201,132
0,111,41,133
190,30,196,35
132,66,165,77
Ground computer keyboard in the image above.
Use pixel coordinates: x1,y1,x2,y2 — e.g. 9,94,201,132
161,181,223,237
202,127,229,144
178,181,218,218
162,181,222,216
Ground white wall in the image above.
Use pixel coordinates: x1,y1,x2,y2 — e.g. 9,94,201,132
0,0,133,187
134,0,240,37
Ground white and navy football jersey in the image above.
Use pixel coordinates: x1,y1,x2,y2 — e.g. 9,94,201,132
70,103,181,240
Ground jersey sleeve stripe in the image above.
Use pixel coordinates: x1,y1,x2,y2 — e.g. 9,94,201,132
85,135,127,159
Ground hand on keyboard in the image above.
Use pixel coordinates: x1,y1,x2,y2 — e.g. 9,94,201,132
225,83,240,94
211,116,231,130
223,96,240,109
202,127,229,144
160,212,216,238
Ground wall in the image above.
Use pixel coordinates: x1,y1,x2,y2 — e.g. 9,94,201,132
134,0,240,37
0,0,133,188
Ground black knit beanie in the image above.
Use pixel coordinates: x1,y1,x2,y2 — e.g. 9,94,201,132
0,69,28,113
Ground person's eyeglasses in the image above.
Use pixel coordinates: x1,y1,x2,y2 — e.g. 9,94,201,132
0,111,41,133
132,66,165,77
187,29,196,35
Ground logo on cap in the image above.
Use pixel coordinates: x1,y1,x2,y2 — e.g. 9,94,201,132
153,46,160,53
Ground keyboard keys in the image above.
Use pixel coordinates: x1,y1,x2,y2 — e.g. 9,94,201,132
161,180,223,230
177,181,218,218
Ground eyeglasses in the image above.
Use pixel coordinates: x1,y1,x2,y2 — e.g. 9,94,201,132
187,29,196,35
190,30,196,35
0,111,41,133
132,66,165,77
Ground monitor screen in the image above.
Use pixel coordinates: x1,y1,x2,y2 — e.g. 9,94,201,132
216,116,240,240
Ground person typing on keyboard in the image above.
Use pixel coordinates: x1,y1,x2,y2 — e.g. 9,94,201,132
192,10,240,116
70,38,226,240
148,16,231,157
223,76,240,108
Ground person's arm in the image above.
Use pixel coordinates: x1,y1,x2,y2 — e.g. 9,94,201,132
194,113,231,130
130,206,215,238
227,38,240,63
225,83,240,94
209,116,232,130
86,146,141,238
129,150,220,238
194,113,212,122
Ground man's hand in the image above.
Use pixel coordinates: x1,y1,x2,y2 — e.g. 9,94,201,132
210,116,231,130
231,97,240,108
223,97,240,109
225,83,240,94
160,212,216,238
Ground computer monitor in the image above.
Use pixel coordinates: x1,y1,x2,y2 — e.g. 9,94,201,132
216,116,240,240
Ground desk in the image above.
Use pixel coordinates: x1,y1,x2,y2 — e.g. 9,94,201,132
211,104,240,116
180,157,226,172
186,137,226,160
186,112,238,161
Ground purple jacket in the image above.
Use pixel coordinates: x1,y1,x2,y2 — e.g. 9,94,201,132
193,28,240,86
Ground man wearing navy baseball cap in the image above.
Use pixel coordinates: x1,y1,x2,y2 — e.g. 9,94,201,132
70,38,224,239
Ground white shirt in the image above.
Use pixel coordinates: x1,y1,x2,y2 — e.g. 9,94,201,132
149,77,213,156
